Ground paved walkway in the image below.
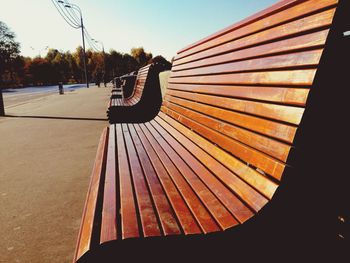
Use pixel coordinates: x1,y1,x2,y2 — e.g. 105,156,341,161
0,86,111,263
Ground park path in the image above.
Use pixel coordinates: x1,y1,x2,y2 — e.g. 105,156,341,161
0,86,111,263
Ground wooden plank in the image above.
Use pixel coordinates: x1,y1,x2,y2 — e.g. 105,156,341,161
175,8,336,66
173,29,330,71
166,90,305,125
169,69,317,86
100,125,117,244
175,3,337,61
157,112,278,199
143,122,238,230
128,124,181,236
161,106,285,180
162,98,297,143
74,127,108,261
162,100,291,162
134,123,202,235
150,120,257,221
138,123,219,233
153,117,270,213
177,0,320,54
171,49,323,78
122,124,161,237
167,83,310,106
115,124,139,239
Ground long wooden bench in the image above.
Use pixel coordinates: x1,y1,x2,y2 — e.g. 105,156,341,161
107,63,167,123
74,0,348,261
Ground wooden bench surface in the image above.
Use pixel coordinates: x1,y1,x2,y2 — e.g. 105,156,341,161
111,65,151,107
74,0,340,261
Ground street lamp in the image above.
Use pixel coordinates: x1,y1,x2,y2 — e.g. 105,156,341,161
58,1,89,88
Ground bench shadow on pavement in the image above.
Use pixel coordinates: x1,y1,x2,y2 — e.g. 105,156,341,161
4,114,108,121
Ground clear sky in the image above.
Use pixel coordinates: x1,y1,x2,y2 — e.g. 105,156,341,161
1,0,277,60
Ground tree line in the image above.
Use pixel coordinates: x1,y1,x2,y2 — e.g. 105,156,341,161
0,21,171,88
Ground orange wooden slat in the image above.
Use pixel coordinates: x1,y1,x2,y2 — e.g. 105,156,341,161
173,29,330,71
100,125,117,244
166,90,305,125
175,8,336,66
115,124,140,239
154,117,270,213
171,49,323,78
134,123,202,235
177,0,334,54
121,124,161,237
144,122,238,230
150,120,257,221
167,83,310,106
74,127,108,261
157,112,279,199
169,69,317,86
162,100,291,162
161,107,286,180
138,123,219,233
128,124,182,236
175,1,337,61
162,98,297,143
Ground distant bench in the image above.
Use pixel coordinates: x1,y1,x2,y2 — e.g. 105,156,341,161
120,72,137,99
74,0,347,261
107,63,168,123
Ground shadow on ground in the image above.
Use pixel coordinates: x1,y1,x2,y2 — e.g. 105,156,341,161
4,114,108,122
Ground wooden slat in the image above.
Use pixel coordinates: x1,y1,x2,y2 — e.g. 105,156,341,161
153,117,270,213
122,124,161,237
143,122,238,230
162,100,291,162
178,0,332,54
169,69,317,86
163,98,296,143
115,124,139,239
74,127,108,260
134,124,202,235
166,90,305,125
171,49,323,77
167,83,310,106
157,112,278,199
175,2,336,61
161,106,285,180
150,120,257,221
128,124,181,236
173,29,330,71
100,125,117,243
175,8,336,66
138,123,219,233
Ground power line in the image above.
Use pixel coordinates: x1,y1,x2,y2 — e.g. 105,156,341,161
51,0,103,53
51,0,80,29
64,0,80,22
84,28,101,52
56,0,80,27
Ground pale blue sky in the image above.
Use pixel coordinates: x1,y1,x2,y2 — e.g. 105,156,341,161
0,0,277,60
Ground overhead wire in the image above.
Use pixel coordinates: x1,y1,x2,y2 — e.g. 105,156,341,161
51,0,102,53
56,1,81,27
63,0,81,25
51,0,80,28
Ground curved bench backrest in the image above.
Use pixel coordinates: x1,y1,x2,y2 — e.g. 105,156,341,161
128,64,152,101
161,0,339,198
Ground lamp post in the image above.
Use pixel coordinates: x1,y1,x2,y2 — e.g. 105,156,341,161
58,1,89,88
